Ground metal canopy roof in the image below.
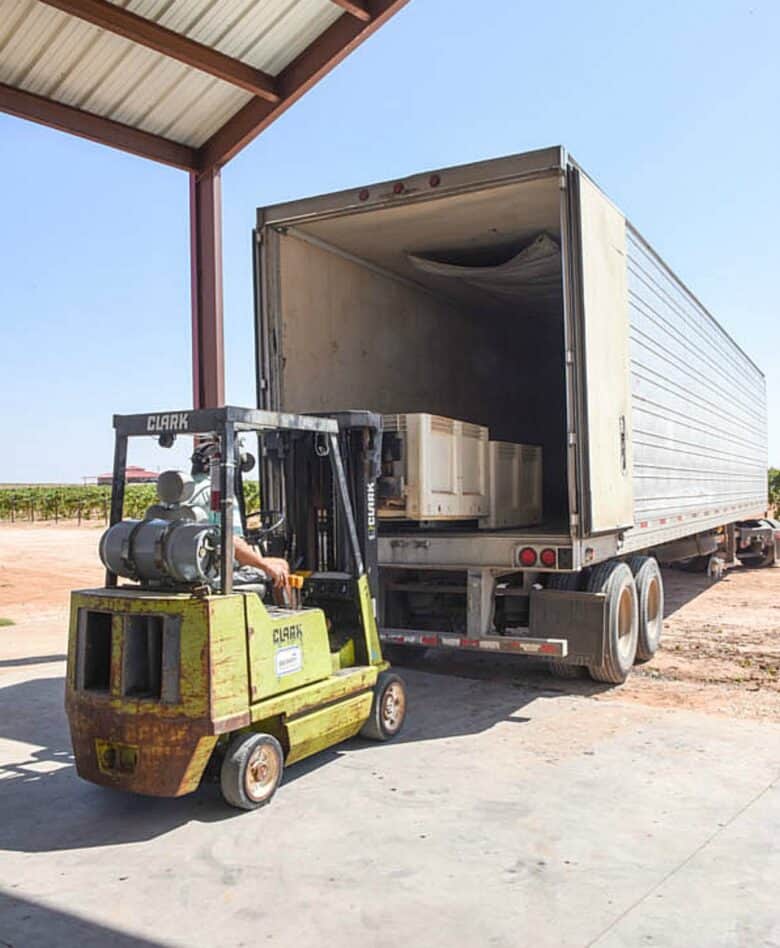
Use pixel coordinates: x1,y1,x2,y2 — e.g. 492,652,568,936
0,0,408,172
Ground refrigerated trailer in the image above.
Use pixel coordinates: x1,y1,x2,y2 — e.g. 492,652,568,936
253,146,773,684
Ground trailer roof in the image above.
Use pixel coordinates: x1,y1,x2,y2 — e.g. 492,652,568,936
0,0,408,172
257,144,765,380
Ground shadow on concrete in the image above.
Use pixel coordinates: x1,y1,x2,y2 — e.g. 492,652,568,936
0,653,67,668
0,890,164,948
388,645,612,701
0,676,236,855
0,657,608,852
278,668,546,790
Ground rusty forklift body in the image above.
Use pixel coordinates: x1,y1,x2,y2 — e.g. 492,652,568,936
65,407,405,809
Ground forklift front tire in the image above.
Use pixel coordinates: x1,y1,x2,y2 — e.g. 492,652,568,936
360,672,407,741
220,733,284,811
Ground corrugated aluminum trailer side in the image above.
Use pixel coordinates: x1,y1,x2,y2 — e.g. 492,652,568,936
622,226,767,553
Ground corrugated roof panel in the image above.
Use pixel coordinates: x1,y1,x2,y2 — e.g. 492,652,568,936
239,0,343,75
157,76,252,146
147,0,259,52
16,12,109,101
0,0,31,52
26,27,98,101
0,1,70,89
129,66,248,144
1,0,367,152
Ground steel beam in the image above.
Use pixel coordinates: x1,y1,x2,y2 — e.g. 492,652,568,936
190,169,225,409
196,0,410,171
329,0,372,21
39,0,279,102
0,82,196,171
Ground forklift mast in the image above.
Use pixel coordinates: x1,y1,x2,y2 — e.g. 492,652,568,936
263,411,382,597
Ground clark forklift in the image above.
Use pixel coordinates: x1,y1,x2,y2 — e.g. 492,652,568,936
65,406,406,810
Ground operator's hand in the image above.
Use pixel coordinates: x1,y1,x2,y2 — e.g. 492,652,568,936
259,556,290,590
234,537,291,589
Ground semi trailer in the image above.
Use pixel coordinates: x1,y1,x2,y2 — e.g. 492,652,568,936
252,146,774,684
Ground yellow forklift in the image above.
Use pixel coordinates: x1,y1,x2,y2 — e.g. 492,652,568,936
65,406,406,810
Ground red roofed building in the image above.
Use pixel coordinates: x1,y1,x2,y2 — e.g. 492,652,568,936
96,466,158,486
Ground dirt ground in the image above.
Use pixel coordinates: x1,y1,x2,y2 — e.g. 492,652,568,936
1,522,778,721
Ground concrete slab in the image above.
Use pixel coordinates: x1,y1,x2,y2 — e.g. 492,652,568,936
0,659,778,947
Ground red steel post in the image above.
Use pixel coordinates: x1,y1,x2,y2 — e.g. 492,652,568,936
189,168,225,409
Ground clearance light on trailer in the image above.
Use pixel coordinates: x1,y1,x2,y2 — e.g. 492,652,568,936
429,174,441,187
358,189,370,201
393,182,405,194
519,547,537,567
540,548,557,568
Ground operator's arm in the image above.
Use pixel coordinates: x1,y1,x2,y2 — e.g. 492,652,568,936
234,537,290,590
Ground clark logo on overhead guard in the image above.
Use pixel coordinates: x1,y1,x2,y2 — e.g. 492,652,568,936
146,413,190,432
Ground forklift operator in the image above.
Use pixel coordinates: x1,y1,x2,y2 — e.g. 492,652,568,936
189,441,290,591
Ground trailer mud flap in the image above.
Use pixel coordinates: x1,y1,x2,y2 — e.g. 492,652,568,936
529,588,607,667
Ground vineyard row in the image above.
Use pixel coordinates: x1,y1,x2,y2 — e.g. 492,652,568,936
0,483,260,523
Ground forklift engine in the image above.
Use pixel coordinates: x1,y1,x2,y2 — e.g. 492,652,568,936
99,471,219,587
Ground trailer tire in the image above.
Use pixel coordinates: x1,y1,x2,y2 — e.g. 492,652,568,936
546,572,582,591
585,561,638,684
548,661,585,679
627,556,664,662
360,672,407,741
220,733,284,811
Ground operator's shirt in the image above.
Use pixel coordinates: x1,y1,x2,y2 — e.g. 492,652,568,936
187,473,242,536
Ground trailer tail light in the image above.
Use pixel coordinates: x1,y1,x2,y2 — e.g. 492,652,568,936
540,548,557,568
519,547,537,567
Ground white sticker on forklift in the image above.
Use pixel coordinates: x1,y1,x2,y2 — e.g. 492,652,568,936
275,645,303,677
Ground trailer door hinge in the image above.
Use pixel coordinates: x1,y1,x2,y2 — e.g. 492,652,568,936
565,349,574,365
568,432,577,446
259,377,268,390
569,513,579,528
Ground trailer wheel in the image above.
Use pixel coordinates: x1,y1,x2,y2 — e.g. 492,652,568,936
627,556,664,662
220,733,284,811
586,561,638,684
360,672,407,741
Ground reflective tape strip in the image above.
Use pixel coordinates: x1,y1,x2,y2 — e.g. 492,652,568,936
380,629,567,657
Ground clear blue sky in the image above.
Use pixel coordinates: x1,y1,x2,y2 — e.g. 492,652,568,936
1,0,778,483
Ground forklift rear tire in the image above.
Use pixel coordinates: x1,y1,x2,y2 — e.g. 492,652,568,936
360,672,407,741
220,733,284,811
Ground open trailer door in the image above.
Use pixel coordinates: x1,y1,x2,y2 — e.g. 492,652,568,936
568,167,634,536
